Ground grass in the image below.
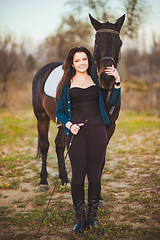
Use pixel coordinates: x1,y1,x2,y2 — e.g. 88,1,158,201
32,193,48,206
116,110,160,134
0,179,19,190
0,108,160,239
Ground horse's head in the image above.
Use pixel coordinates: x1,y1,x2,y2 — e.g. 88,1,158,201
89,14,125,90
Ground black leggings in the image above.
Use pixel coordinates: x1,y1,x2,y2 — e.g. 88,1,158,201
66,116,107,183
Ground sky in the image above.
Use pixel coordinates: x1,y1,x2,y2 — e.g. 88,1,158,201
0,0,160,52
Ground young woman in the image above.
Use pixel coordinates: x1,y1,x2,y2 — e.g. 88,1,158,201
56,46,121,233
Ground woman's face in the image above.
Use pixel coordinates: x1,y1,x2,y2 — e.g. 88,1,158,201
72,52,89,73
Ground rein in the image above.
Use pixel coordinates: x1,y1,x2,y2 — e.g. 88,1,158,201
96,28,120,67
33,134,75,238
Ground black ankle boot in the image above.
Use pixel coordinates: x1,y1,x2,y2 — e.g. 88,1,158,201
87,181,101,229
71,182,86,233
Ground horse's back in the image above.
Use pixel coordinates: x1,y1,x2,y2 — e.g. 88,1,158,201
32,62,63,93
32,62,63,122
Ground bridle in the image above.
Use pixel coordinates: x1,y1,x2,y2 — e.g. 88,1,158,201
98,56,116,66
96,29,120,67
95,29,121,110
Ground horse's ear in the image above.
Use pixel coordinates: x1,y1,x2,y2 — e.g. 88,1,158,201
89,13,101,31
115,14,125,32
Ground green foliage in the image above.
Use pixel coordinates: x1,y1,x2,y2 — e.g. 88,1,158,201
117,111,160,134
0,109,37,145
32,193,48,206
0,180,19,189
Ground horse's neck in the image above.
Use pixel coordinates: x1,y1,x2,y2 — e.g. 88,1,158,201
91,52,98,78
90,62,97,78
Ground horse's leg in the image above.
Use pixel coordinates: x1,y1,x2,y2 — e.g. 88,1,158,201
55,126,69,186
37,113,50,190
101,101,120,172
101,122,116,175
99,122,116,207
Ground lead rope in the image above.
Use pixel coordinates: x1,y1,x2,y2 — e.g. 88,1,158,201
106,90,116,115
33,134,75,238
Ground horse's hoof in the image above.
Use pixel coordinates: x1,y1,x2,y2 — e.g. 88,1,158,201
38,184,50,191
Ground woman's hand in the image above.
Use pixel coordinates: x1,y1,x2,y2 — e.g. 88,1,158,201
105,65,120,82
105,65,121,89
65,121,84,135
70,123,84,135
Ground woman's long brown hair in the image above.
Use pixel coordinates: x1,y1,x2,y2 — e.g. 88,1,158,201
55,46,92,101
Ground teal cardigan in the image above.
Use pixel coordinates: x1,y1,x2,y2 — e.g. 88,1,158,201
56,77,121,135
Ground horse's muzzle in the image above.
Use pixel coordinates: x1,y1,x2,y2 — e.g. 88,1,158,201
98,61,115,90
99,72,114,90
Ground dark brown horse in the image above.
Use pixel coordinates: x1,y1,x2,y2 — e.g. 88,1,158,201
32,14,125,190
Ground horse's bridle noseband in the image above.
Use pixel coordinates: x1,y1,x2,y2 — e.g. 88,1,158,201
96,29,120,67
98,56,116,66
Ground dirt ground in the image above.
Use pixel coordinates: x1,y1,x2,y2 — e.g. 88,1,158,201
0,109,160,240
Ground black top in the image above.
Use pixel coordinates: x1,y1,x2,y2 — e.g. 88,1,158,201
70,85,101,119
